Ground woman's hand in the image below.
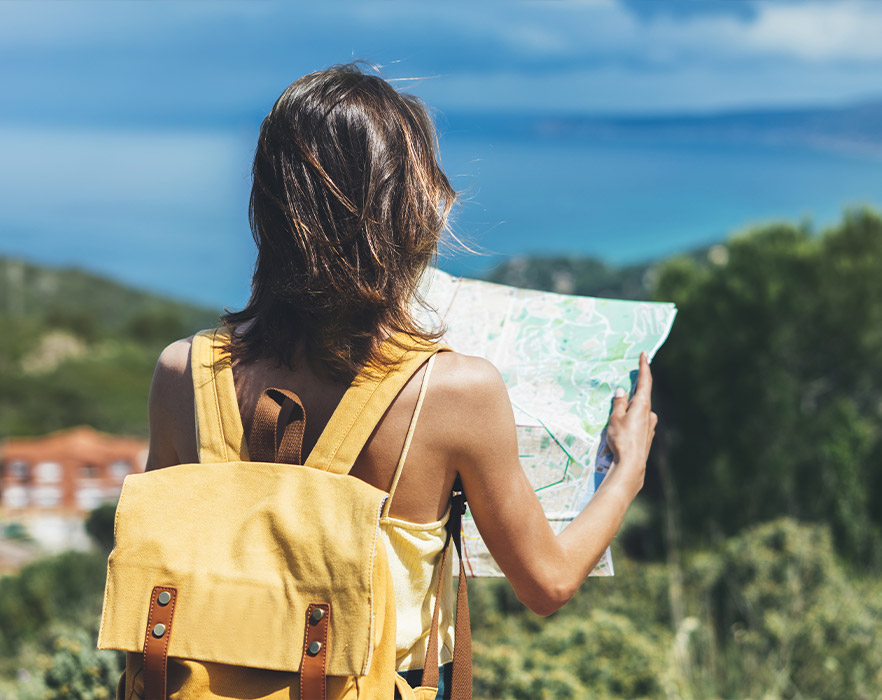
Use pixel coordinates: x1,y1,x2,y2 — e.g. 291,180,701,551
604,351,657,497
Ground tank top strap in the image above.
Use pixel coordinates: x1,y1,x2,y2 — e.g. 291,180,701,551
305,336,449,476
191,328,249,463
380,352,438,518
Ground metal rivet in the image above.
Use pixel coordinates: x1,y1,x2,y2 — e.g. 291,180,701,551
157,591,171,606
152,623,166,638
310,608,325,624
307,641,322,656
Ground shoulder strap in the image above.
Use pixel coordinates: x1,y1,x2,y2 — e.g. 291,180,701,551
191,329,250,463
305,335,449,476
380,352,438,517
420,491,472,697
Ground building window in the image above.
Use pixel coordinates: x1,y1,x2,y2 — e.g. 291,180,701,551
110,460,131,483
76,488,104,511
80,463,100,479
2,486,28,509
6,460,28,480
36,461,62,483
31,486,62,508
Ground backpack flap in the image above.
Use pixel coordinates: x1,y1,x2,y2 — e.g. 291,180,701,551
98,460,389,677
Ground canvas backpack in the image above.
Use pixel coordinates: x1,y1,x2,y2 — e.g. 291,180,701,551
98,329,472,700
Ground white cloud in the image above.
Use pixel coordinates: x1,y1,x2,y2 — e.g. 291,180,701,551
745,1,882,61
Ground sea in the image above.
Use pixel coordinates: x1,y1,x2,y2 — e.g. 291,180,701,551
1,106,881,309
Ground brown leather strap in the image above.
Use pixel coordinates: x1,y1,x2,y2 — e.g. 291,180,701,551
300,602,330,700
143,585,177,700
250,388,306,464
421,482,472,698
420,533,449,689
448,486,472,700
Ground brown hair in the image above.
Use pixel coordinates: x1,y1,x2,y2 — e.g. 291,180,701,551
222,63,456,380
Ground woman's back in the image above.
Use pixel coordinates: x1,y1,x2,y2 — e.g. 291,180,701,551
146,330,491,679
146,335,479,525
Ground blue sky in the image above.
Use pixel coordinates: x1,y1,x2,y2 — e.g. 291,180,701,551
2,0,882,306
5,0,882,125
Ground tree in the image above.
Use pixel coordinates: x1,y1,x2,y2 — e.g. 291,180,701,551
651,208,882,566
85,502,117,553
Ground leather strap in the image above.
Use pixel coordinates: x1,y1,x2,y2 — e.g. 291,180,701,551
249,388,306,464
448,485,472,700
300,603,331,700
143,585,177,700
420,482,472,698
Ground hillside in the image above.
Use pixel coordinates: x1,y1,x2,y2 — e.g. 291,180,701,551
0,257,219,334
0,256,220,439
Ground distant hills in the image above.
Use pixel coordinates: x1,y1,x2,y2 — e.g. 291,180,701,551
0,257,219,334
444,99,882,156
0,256,220,439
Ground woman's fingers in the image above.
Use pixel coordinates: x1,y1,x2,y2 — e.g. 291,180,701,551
629,352,652,412
607,355,656,469
611,386,628,419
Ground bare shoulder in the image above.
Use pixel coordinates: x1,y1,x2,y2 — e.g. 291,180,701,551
154,336,194,381
425,351,515,457
149,336,194,413
146,336,197,470
430,351,508,407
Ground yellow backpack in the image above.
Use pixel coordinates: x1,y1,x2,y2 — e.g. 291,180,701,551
98,329,471,700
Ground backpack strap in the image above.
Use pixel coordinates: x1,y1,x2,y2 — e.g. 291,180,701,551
305,335,449,476
191,329,250,463
250,388,306,464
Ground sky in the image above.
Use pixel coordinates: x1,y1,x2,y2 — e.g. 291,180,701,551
2,0,882,307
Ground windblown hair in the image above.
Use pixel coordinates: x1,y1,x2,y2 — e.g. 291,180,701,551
222,63,456,380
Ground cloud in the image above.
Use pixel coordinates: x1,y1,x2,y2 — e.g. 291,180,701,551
2,0,882,124
745,1,882,61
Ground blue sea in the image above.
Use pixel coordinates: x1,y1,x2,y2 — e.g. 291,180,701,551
2,109,881,309
440,112,882,277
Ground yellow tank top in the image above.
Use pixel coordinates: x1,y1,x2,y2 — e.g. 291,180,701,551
191,329,455,673
380,513,455,671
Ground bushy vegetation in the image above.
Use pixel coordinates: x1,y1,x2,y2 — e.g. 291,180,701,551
0,551,107,659
2,208,882,698
476,206,882,698
471,519,882,699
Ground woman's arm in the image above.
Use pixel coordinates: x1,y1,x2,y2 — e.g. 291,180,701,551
442,352,656,616
145,337,196,471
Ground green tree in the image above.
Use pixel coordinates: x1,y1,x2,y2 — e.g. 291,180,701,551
651,208,882,566
85,502,118,553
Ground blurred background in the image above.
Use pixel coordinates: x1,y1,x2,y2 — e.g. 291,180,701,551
2,1,881,698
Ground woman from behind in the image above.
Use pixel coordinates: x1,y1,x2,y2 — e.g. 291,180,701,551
146,63,656,699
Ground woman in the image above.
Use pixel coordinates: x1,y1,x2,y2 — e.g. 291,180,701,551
145,63,656,698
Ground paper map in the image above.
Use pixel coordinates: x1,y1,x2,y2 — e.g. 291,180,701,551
417,268,678,577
